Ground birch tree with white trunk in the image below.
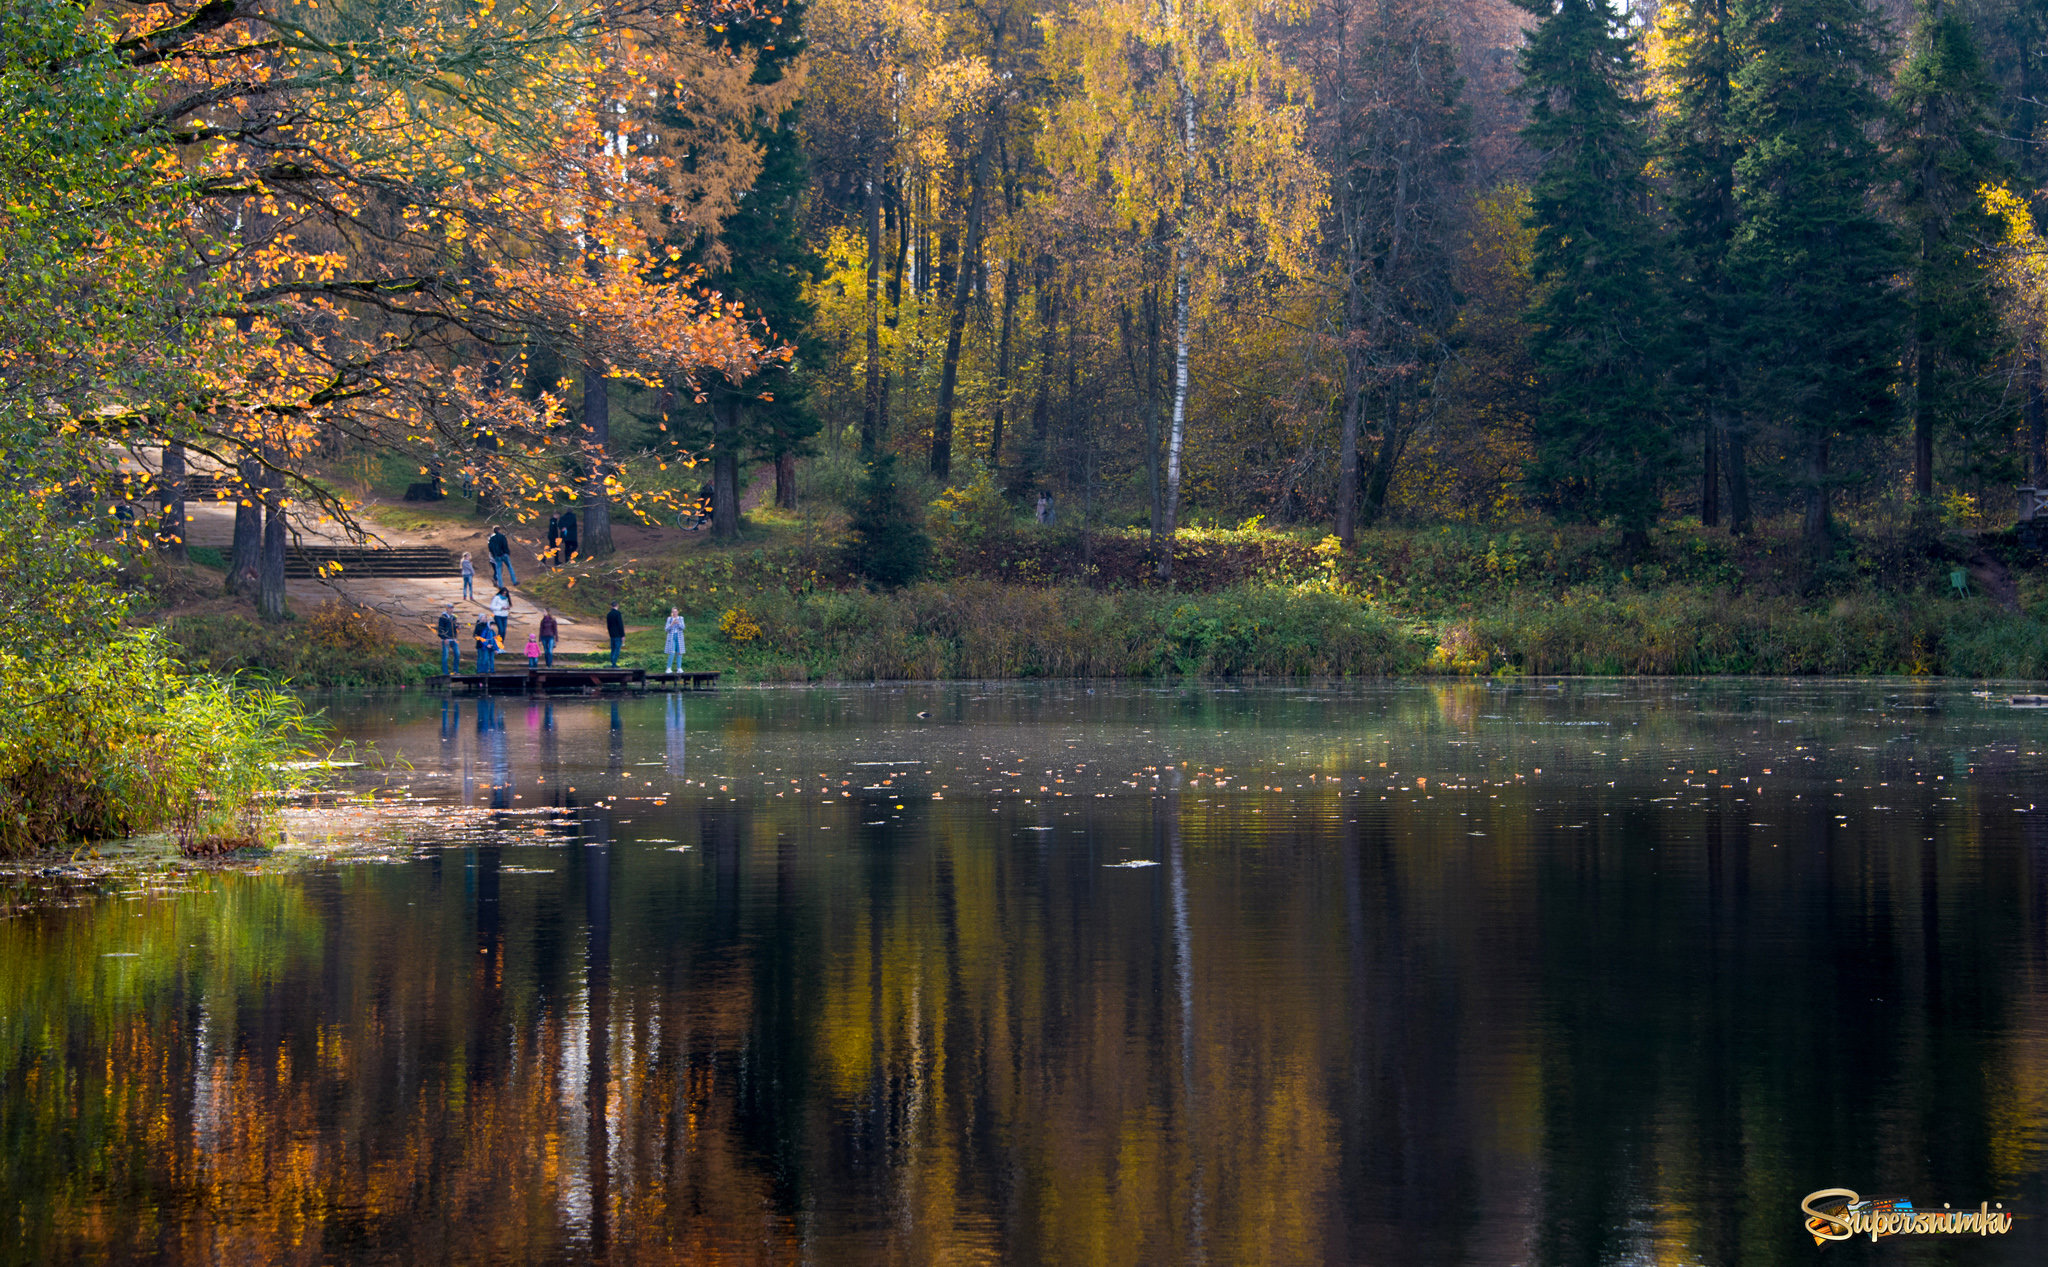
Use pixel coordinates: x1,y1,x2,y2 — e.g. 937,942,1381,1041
1044,0,1322,580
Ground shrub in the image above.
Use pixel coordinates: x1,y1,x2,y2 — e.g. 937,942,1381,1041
847,454,931,589
0,631,321,856
166,607,434,687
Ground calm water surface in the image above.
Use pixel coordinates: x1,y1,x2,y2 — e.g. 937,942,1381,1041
6,680,2048,1264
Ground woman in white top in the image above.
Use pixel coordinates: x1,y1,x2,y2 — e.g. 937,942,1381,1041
664,608,687,672
490,587,512,641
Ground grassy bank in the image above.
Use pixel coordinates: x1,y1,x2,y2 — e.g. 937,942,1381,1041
165,604,441,689
516,520,2048,681
499,519,2048,683
149,513,2048,684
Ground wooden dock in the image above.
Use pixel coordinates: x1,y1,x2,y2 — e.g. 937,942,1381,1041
435,668,719,695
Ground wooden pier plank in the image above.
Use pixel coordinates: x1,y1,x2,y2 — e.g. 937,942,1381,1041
434,667,718,694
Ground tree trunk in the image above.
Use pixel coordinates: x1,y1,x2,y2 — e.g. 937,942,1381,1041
1913,308,1934,505
581,364,613,557
932,112,996,480
862,154,884,457
775,450,798,509
228,456,262,595
1026,261,1057,485
1361,386,1404,528
1158,240,1191,582
711,395,742,540
1700,416,1719,527
1724,414,1752,535
1335,340,1364,547
2028,337,2045,486
259,465,287,623
990,256,1019,468
1143,286,1164,540
1157,55,1196,583
1803,433,1831,549
159,443,187,562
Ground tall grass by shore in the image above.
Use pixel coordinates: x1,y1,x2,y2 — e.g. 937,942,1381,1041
686,579,2048,681
0,631,322,857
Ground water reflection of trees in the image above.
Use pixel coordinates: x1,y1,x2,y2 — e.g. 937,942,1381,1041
8,687,2048,1262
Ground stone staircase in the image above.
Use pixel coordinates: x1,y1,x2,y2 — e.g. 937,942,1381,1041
285,545,461,579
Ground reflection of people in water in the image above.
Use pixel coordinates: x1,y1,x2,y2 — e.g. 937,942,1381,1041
665,693,686,782
478,696,511,809
607,700,624,780
539,703,558,799
441,697,459,744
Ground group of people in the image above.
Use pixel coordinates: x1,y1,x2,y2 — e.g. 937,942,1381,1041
438,595,561,674
545,509,579,564
438,514,688,675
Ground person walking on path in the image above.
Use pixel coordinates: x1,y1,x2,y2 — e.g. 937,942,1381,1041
539,610,559,666
546,513,561,566
559,508,578,561
487,525,517,587
1036,492,1054,525
437,604,461,675
663,608,686,672
460,551,474,600
606,602,626,667
524,631,541,668
491,586,512,641
474,614,498,673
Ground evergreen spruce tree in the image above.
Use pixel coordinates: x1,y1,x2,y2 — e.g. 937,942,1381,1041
1656,0,1750,532
657,0,820,537
1891,1,2012,509
1514,0,1673,535
847,454,930,588
1727,0,1902,549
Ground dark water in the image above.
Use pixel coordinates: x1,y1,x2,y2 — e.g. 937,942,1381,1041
5,681,2048,1264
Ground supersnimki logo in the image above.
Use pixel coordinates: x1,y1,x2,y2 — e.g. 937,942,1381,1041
1801,1189,2014,1244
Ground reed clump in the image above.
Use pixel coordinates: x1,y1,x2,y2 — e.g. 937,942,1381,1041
0,631,321,857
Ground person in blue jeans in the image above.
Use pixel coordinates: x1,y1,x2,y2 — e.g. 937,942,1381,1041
664,607,686,672
487,525,517,587
460,552,474,600
606,602,625,667
539,610,558,666
436,604,461,674
474,615,498,672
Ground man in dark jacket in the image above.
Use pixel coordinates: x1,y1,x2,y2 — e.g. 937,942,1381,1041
436,604,461,674
606,603,625,667
546,513,561,566
487,525,517,587
559,508,578,561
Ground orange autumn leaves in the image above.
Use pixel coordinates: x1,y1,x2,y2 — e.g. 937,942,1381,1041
78,0,793,528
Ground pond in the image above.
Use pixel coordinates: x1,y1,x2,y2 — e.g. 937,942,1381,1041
4,681,2048,1264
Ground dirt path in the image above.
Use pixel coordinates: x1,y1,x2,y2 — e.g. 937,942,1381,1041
175,501,651,653
1965,549,2022,613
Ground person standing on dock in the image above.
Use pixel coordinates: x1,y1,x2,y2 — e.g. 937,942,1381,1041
437,604,461,675
607,602,625,667
490,586,512,641
559,508,578,561
487,526,517,587
474,613,497,672
664,608,686,672
460,551,474,600
524,631,541,667
539,609,558,666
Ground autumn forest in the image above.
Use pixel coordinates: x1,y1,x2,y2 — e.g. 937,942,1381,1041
13,0,2048,843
